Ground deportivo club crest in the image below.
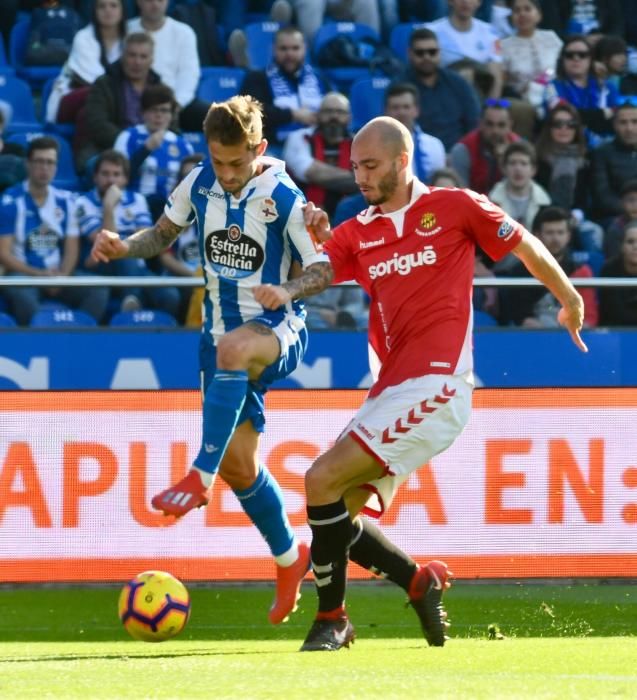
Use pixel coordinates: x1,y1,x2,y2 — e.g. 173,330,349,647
420,212,436,229
261,197,278,222
205,226,265,279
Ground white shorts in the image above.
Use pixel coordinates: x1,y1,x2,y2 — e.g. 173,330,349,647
344,372,474,518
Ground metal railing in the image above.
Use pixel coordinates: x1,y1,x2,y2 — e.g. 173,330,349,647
0,277,635,288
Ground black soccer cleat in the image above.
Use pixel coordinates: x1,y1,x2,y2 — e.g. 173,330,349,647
407,560,452,647
299,616,356,652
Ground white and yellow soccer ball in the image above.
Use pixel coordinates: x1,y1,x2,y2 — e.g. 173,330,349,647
118,570,191,642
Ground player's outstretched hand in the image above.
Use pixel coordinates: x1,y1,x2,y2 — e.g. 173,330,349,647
558,304,588,353
303,201,332,243
91,229,129,264
253,283,292,310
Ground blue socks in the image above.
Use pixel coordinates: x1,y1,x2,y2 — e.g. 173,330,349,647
194,369,248,475
234,464,295,558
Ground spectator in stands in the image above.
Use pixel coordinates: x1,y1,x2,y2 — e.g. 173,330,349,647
286,0,381,44
543,35,621,143
240,26,330,154
599,220,637,325
593,34,637,96
384,82,446,182
590,100,637,221
75,32,160,172
114,84,193,220
500,0,562,137
160,152,205,326
283,92,357,218
0,107,26,193
304,285,369,330
489,141,551,231
604,179,637,259
396,27,481,151
75,149,180,316
427,0,504,98
128,0,209,132
46,0,127,125
535,101,590,212
599,221,637,326
449,99,520,194
0,136,109,325
535,101,604,255
430,166,463,187
499,205,598,327
538,0,624,40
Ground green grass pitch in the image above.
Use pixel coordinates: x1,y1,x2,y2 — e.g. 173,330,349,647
1,581,636,699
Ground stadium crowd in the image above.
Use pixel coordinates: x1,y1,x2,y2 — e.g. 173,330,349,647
1,0,637,328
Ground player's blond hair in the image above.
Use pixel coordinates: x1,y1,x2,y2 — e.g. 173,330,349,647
202,95,264,150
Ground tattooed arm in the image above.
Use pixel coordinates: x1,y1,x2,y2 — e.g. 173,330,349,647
90,214,184,263
253,261,334,310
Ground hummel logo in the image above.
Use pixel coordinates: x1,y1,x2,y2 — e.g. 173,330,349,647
204,443,219,453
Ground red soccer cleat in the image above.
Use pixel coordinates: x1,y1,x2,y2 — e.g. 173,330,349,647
407,559,453,646
268,541,311,624
151,470,210,518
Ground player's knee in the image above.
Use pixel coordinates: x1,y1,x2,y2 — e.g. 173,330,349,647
216,334,252,369
305,457,341,500
219,460,257,490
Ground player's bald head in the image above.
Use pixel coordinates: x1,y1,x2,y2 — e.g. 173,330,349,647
353,117,413,160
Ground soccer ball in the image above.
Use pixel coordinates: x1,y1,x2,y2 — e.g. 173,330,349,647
118,570,191,642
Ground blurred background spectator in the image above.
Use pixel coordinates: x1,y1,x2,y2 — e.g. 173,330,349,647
0,136,109,325
283,92,357,218
599,220,637,325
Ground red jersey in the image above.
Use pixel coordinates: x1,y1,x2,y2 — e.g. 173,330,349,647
324,181,524,398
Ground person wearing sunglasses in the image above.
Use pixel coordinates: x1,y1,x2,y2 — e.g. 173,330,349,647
543,34,621,143
426,0,504,98
398,27,480,151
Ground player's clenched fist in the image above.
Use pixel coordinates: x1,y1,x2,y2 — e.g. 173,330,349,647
253,283,292,310
91,229,130,264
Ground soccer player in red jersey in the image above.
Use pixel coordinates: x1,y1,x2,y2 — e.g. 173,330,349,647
299,116,588,652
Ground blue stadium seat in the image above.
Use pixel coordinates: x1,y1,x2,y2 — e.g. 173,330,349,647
0,34,14,75
349,75,390,130
0,74,40,132
0,311,17,327
312,22,382,92
5,131,79,191
197,67,246,103
9,17,62,87
30,308,97,327
474,310,498,327
109,310,178,328
389,22,428,63
244,21,280,69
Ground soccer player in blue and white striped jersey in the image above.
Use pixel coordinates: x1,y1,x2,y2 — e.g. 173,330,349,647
91,95,334,625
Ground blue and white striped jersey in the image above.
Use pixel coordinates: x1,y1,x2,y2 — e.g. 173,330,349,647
165,156,328,342
75,187,153,266
0,181,78,270
114,126,193,199
75,188,152,239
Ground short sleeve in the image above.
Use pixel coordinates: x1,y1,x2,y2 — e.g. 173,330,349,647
285,196,330,268
460,189,524,261
164,165,199,227
323,222,356,283
0,193,17,236
282,129,314,183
